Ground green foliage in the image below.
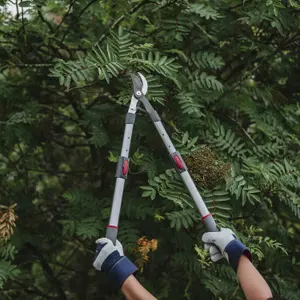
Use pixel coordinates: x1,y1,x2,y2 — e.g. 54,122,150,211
166,208,199,230
1,0,300,299
87,44,125,83
0,261,20,289
176,92,205,117
201,189,231,220
206,122,246,157
0,243,17,260
227,175,261,206
108,27,133,63
187,3,223,20
189,71,223,92
190,52,224,70
141,169,194,208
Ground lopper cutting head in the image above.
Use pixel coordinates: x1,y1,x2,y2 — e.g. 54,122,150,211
130,72,148,95
128,72,148,114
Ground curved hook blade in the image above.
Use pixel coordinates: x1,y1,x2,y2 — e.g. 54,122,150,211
130,72,148,95
137,72,148,95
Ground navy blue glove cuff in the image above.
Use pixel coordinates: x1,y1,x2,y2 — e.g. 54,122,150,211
225,239,252,272
108,256,138,288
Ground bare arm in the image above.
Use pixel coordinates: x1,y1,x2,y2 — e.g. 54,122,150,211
237,255,272,300
121,275,157,300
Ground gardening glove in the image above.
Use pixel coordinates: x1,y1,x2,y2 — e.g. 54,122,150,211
93,238,138,288
202,228,252,272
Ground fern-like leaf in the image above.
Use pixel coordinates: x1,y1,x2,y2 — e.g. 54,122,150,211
166,208,199,230
0,243,17,260
209,124,246,157
131,52,181,77
202,188,231,219
141,169,193,208
227,175,261,206
189,71,223,92
187,3,223,20
190,52,224,69
0,260,20,289
50,55,94,88
87,44,125,83
176,92,205,117
108,27,133,63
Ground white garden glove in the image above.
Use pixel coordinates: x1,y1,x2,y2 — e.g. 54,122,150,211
93,238,137,287
202,228,252,271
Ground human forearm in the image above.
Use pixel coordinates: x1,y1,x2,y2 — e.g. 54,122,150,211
237,255,272,300
202,228,273,300
122,275,157,300
93,238,157,299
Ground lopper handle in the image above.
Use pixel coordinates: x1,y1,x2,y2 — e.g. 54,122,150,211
133,80,219,234
202,214,219,232
106,226,118,245
106,113,136,246
145,107,219,233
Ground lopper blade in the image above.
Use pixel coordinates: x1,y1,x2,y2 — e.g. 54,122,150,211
138,72,148,95
130,72,148,95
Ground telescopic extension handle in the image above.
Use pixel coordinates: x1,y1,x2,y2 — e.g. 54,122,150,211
106,86,218,244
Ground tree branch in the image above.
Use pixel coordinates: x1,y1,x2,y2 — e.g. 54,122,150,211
61,0,98,43
38,9,54,33
213,34,292,108
19,0,26,34
55,0,77,34
52,139,89,149
25,244,67,300
15,0,20,20
38,104,79,123
228,116,258,148
13,279,53,299
95,0,151,46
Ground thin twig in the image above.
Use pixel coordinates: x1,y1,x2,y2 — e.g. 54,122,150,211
38,9,54,33
20,0,25,33
228,116,258,148
123,28,161,38
38,104,79,123
193,22,217,44
55,0,77,34
61,0,98,43
213,34,293,107
67,81,99,92
52,139,89,149
56,247,79,277
15,0,19,20
95,0,150,46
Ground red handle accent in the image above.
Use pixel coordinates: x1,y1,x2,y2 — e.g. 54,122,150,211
202,213,211,221
174,155,184,169
122,160,129,175
107,225,118,229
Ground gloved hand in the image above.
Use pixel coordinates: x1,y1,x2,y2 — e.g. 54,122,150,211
93,238,138,288
202,228,252,271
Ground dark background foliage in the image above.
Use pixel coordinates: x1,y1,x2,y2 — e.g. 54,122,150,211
0,0,300,299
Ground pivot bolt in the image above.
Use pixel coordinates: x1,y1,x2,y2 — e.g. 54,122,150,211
136,91,142,96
